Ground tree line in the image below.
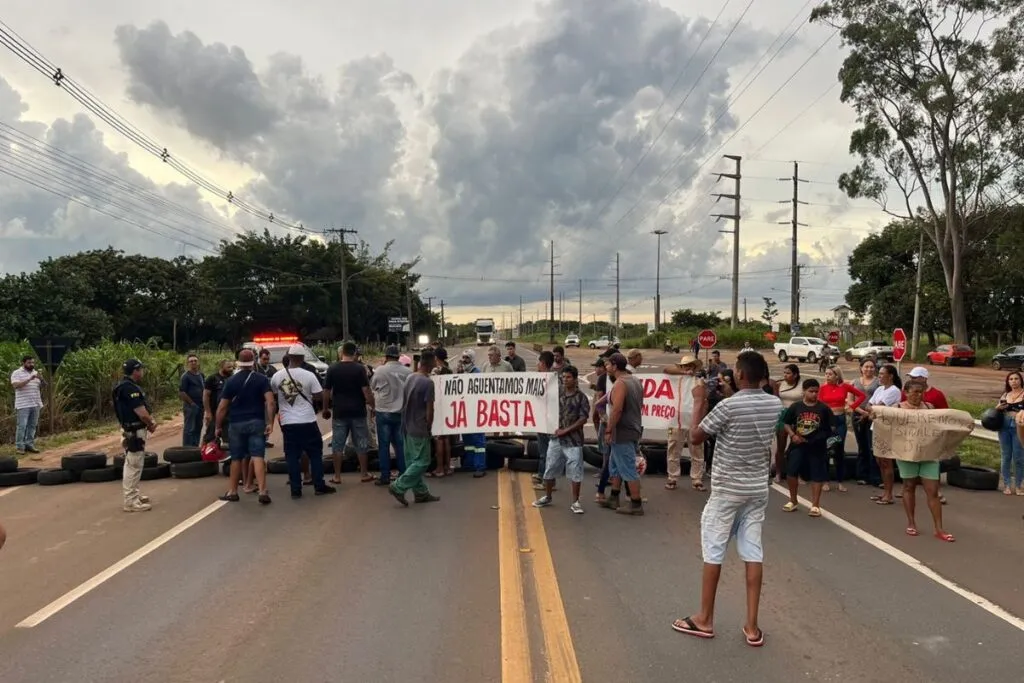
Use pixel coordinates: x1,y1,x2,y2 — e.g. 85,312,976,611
0,231,439,348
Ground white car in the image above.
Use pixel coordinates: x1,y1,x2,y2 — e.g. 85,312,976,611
564,334,580,348
587,335,621,350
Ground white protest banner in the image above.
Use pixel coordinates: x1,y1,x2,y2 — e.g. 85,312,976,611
870,407,975,461
431,372,559,435
635,374,697,430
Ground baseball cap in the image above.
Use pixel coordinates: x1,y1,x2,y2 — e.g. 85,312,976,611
461,348,476,361
435,347,448,361
123,358,144,375
286,344,304,357
399,354,412,367
907,366,930,379
385,345,401,358
607,352,628,370
238,349,256,367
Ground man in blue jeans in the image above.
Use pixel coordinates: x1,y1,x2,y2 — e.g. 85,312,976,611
178,354,204,447
457,349,488,478
370,345,412,485
216,350,275,505
10,355,43,457
273,345,336,498
532,351,556,489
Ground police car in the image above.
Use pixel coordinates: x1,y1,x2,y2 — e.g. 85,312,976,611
242,335,329,382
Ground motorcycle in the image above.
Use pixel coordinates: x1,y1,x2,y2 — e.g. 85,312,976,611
663,339,680,354
818,345,840,373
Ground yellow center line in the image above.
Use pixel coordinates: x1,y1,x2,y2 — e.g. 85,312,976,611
497,468,533,683
518,472,583,683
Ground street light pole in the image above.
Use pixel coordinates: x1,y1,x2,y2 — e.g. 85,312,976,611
652,229,667,331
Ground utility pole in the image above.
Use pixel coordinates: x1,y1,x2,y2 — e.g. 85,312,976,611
547,240,560,343
578,279,583,334
712,155,741,328
519,295,523,337
652,229,667,330
439,300,445,343
322,226,358,340
615,252,620,335
910,226,925,359
778,162,808,326
743,297,748,323
405,277,414,349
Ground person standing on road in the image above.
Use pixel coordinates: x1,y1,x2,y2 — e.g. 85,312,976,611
323,342,375,484
856,364,903,505
216,350,274,505
255,349,278,449
273,346,335,499
818,366,866,493
705,350,727,380
389,352,440,506
430,348,455,477
663,355,709,492
483,345,513,373
113,359,156,512
781,378,833,516
673,351,781,647
994,370,1024,495
894,379,953,541
354,347,379,451
179,354,204,447
202,359,234,446
371,345,412,486
458,349,488,478
532,351,556,488
533,366,590,513
599,352,645,515
851,359,880,487
10,355,43,458
504,341,527,372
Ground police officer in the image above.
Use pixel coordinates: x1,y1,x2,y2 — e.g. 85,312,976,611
113,359,156,512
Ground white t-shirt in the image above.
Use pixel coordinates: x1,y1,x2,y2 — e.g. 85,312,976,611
271,367,322,425
869,385,902,407
10,368,43,410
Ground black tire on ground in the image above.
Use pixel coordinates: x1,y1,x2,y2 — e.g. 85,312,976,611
0,456,18,474
37,468,76,486
778,351,788,362
643,445,668,475
170,461,219,479
61,452,108,473
526,440,540,459
0,468,41,486
485,450,506,470
220,460,232,477
487,440,524,460
582,445,602,469
80,466,120,483
141,463,171,481
113,453,159,469
163,446,203,464
844,453,859,480
946,465,999,491
939,455,961,474
508,457,539,473
267,457,289,475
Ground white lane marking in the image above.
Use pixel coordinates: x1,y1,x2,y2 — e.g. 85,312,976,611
0,487,21,498
16,500,228,628
769,482,1024,633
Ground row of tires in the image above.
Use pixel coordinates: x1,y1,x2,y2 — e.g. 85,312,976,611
0,448,224,487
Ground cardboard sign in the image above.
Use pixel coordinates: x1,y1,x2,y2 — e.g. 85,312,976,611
636,374,697,430
870,407,974,462
431,371,559,435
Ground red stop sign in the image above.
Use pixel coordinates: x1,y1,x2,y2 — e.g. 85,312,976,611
892,327,907,362
698,329,717,349
827,329,840,344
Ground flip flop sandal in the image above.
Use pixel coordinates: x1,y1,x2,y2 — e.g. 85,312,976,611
808,507,822,517
665,480,678,490
905,527,919,536
670,617,714,639
782,502,798,512
934,531,955,542
743,628,765,647
691,483,706,492
360,474,375,483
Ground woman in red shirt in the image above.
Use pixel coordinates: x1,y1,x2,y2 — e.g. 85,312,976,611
818,366,866,492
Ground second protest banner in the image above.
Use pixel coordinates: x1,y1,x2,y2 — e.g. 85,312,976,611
636,374,697,431
431,371,559,435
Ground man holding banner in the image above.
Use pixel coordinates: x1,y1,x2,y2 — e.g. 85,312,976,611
532,366,590,514
458,349,488,479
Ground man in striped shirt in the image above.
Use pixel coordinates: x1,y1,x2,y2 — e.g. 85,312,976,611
671,351,781,648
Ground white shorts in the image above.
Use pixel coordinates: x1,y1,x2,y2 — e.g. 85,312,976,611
543,440,584,483
700,493,768,565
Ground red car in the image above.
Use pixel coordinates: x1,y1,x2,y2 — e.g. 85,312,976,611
926,344,976,367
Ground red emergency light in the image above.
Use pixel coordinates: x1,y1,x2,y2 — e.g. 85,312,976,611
252,334,300,344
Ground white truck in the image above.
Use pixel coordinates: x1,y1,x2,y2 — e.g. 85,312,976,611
844,339,894,362
474,318,495,345
773,336,829,363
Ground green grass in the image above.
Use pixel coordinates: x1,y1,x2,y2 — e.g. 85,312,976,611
958,436,1001,470
947,397,988,419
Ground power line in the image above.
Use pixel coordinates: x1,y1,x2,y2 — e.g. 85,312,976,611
0,20,310,234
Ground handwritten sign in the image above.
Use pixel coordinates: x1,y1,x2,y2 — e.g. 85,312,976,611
871,407,974,462
431,372,559,435
637,374,697,430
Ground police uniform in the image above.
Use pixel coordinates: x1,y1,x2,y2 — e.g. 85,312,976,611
113,359,153,511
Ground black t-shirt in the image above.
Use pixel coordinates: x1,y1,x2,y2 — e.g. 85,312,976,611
204,373,226,409
113,379,150,427
505,355,527,372
782,401,833,449
324,361,369,418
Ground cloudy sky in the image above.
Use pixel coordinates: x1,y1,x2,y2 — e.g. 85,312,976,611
0,0,888,327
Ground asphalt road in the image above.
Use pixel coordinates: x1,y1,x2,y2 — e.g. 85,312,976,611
1,351,1023,682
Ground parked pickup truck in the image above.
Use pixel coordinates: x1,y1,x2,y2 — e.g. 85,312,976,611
774,336,829,363
844,340,894,363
